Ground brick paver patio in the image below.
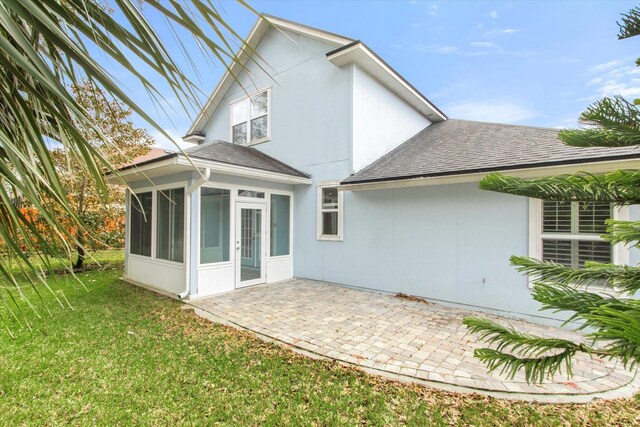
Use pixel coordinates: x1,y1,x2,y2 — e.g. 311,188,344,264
189,278,637,401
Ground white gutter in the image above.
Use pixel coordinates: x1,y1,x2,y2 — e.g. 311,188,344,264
187,168,211,194
339,158,640,192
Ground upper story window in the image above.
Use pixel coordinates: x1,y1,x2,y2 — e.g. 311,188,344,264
230,89,270,145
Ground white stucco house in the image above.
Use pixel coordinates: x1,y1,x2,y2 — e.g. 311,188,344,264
109,15,640,325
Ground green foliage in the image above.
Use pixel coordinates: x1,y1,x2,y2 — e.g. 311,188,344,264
467,5,640,383
0,1,256,325
559,97,640,147
479,170,640,203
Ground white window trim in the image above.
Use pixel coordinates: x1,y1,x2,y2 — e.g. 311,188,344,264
528,198,629,288
197,182,294,267
317,181,344,241
229,87,271,146
128,183,188,266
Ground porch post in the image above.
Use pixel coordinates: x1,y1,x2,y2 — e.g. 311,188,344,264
188,185,200,296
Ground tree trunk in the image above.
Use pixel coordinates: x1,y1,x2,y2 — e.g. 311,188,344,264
74,236,85,270
74,178,87,270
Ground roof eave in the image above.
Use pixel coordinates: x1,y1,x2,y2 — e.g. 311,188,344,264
339,157,640,191
326,42,447,122
107,153,312,185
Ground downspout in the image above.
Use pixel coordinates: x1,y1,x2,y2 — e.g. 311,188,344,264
178,168,211,300
186,167,211,195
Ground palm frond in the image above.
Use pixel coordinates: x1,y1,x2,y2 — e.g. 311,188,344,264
0,0,257,329
511,256,640,295
463,317,585,383
558,97,640,147
603,219,640,247
479,170,640,203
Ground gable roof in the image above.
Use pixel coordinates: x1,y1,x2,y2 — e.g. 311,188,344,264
185,15,354,137
117,140,309,179
182,140,310,178
326,42,446,121
342,119,640,185
185,14,447,138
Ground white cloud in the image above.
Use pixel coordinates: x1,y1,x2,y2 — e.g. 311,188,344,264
585,58,640,100
551,117,579,129
484,28,522,37
588,59,623,74
486,11,498,19
151,128,192,151
428,4,438,16
470,41,498,48
443,100,538,123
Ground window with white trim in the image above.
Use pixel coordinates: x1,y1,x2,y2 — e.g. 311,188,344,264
317,184,343,241
230,89,270,145
156,188,185,263
540,200,612,267
130,192,153,257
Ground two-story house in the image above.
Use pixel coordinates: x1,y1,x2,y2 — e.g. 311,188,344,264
110,15,640,325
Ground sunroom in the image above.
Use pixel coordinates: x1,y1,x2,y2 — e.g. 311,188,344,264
107,141,312,299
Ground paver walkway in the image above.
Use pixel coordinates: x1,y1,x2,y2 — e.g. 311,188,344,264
189,278,638,401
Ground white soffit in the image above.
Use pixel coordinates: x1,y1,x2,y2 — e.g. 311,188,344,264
327,43,447,122
186,15,354,138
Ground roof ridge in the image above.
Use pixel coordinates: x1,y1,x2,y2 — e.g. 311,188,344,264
445,118,561,132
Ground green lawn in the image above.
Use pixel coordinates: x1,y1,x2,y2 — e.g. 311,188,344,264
1,251,639,426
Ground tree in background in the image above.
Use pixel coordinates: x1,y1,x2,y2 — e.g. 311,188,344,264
0,1,258,326
464,7,640,383
51,81,154,269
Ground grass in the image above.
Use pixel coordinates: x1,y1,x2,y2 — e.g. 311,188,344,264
1,251,639,425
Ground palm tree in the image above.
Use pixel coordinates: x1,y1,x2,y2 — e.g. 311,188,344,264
0,0,257,329
464,6,640,383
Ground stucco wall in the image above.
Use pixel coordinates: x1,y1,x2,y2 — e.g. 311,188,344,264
293,182,640,325
201,28,352,177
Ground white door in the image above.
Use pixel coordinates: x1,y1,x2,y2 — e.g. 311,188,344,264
235,202,266,288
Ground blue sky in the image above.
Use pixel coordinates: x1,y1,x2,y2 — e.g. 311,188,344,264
131,1,639,149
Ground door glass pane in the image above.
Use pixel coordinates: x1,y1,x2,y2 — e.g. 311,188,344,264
270,194,290,256
130,192,152,256
238,189,265,198
200,188,230,264
241,208,262,282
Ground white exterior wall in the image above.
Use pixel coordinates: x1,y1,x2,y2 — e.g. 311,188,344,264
351,64,432,172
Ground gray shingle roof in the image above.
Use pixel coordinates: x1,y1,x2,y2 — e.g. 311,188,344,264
120,140,309,179
184,140,310,178
342,119,640,185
